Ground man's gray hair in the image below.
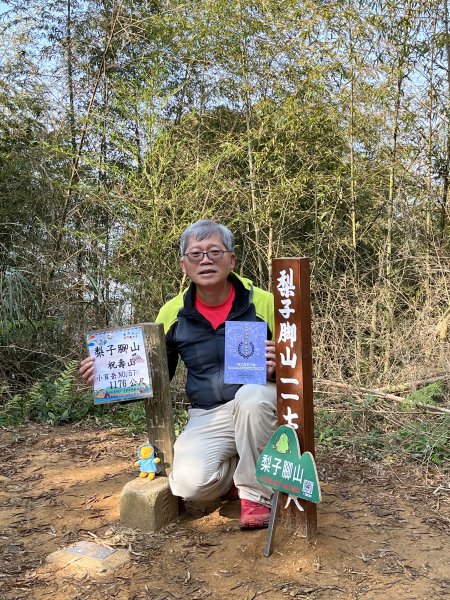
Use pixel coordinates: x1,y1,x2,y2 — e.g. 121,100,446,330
180,220,234,256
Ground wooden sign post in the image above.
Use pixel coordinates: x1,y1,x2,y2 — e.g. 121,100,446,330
142,323,176,475
272,258,317,539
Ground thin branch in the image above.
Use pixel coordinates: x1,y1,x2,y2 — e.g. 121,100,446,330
315,378,450,415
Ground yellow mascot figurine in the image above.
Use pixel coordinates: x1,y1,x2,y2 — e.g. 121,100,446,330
134,443,161,480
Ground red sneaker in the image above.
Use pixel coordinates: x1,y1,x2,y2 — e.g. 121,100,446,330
239,499,271,529
221,483,239,501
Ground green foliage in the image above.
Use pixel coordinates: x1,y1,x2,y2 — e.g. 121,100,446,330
0,361,93,425
94,401,148,433
0,318,70,388
0,367,190,438
79,400,189,437
173,406,189,438
391,417,450,467
404,382,446,407
315,396,386,460
316,392,450,469
315,407,352,446
0,0,449,468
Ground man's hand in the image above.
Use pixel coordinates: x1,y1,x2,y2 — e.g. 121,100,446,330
79,356,95,385
265,340,276,380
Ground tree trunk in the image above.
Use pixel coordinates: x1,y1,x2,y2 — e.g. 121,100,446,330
348,17,357,281
384,0,413,373
441,0,450,241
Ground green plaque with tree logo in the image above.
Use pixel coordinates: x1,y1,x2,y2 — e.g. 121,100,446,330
256,425,321,504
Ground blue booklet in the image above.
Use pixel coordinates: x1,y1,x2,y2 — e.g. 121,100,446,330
224,321,268,385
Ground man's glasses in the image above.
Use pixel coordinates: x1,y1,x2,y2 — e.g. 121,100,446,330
183,249,231,263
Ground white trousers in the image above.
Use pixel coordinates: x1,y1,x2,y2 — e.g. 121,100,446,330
169,383,277,504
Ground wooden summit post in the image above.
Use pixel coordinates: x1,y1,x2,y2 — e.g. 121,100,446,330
272,258,317,539
142,323,175,474
120,323,178,532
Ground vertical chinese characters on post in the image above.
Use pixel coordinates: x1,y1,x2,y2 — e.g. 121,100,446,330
270,258,318,537
276,268,299,429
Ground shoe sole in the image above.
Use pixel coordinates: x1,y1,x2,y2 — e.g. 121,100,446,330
239,518,270,530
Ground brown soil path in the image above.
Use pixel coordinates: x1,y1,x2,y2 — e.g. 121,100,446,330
0,424,449,599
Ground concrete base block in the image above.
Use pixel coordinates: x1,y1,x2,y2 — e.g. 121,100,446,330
120,476,179,532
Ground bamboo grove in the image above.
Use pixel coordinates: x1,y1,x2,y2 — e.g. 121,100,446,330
1,0,449,398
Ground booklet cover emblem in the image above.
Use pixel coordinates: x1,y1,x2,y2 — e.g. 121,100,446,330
224,321,267,385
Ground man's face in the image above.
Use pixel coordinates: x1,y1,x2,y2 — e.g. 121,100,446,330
181,233,236,289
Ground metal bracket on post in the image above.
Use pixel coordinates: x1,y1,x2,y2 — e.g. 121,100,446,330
263,491,281,557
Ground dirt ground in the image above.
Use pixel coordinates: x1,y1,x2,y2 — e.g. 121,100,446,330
0,424,449,600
